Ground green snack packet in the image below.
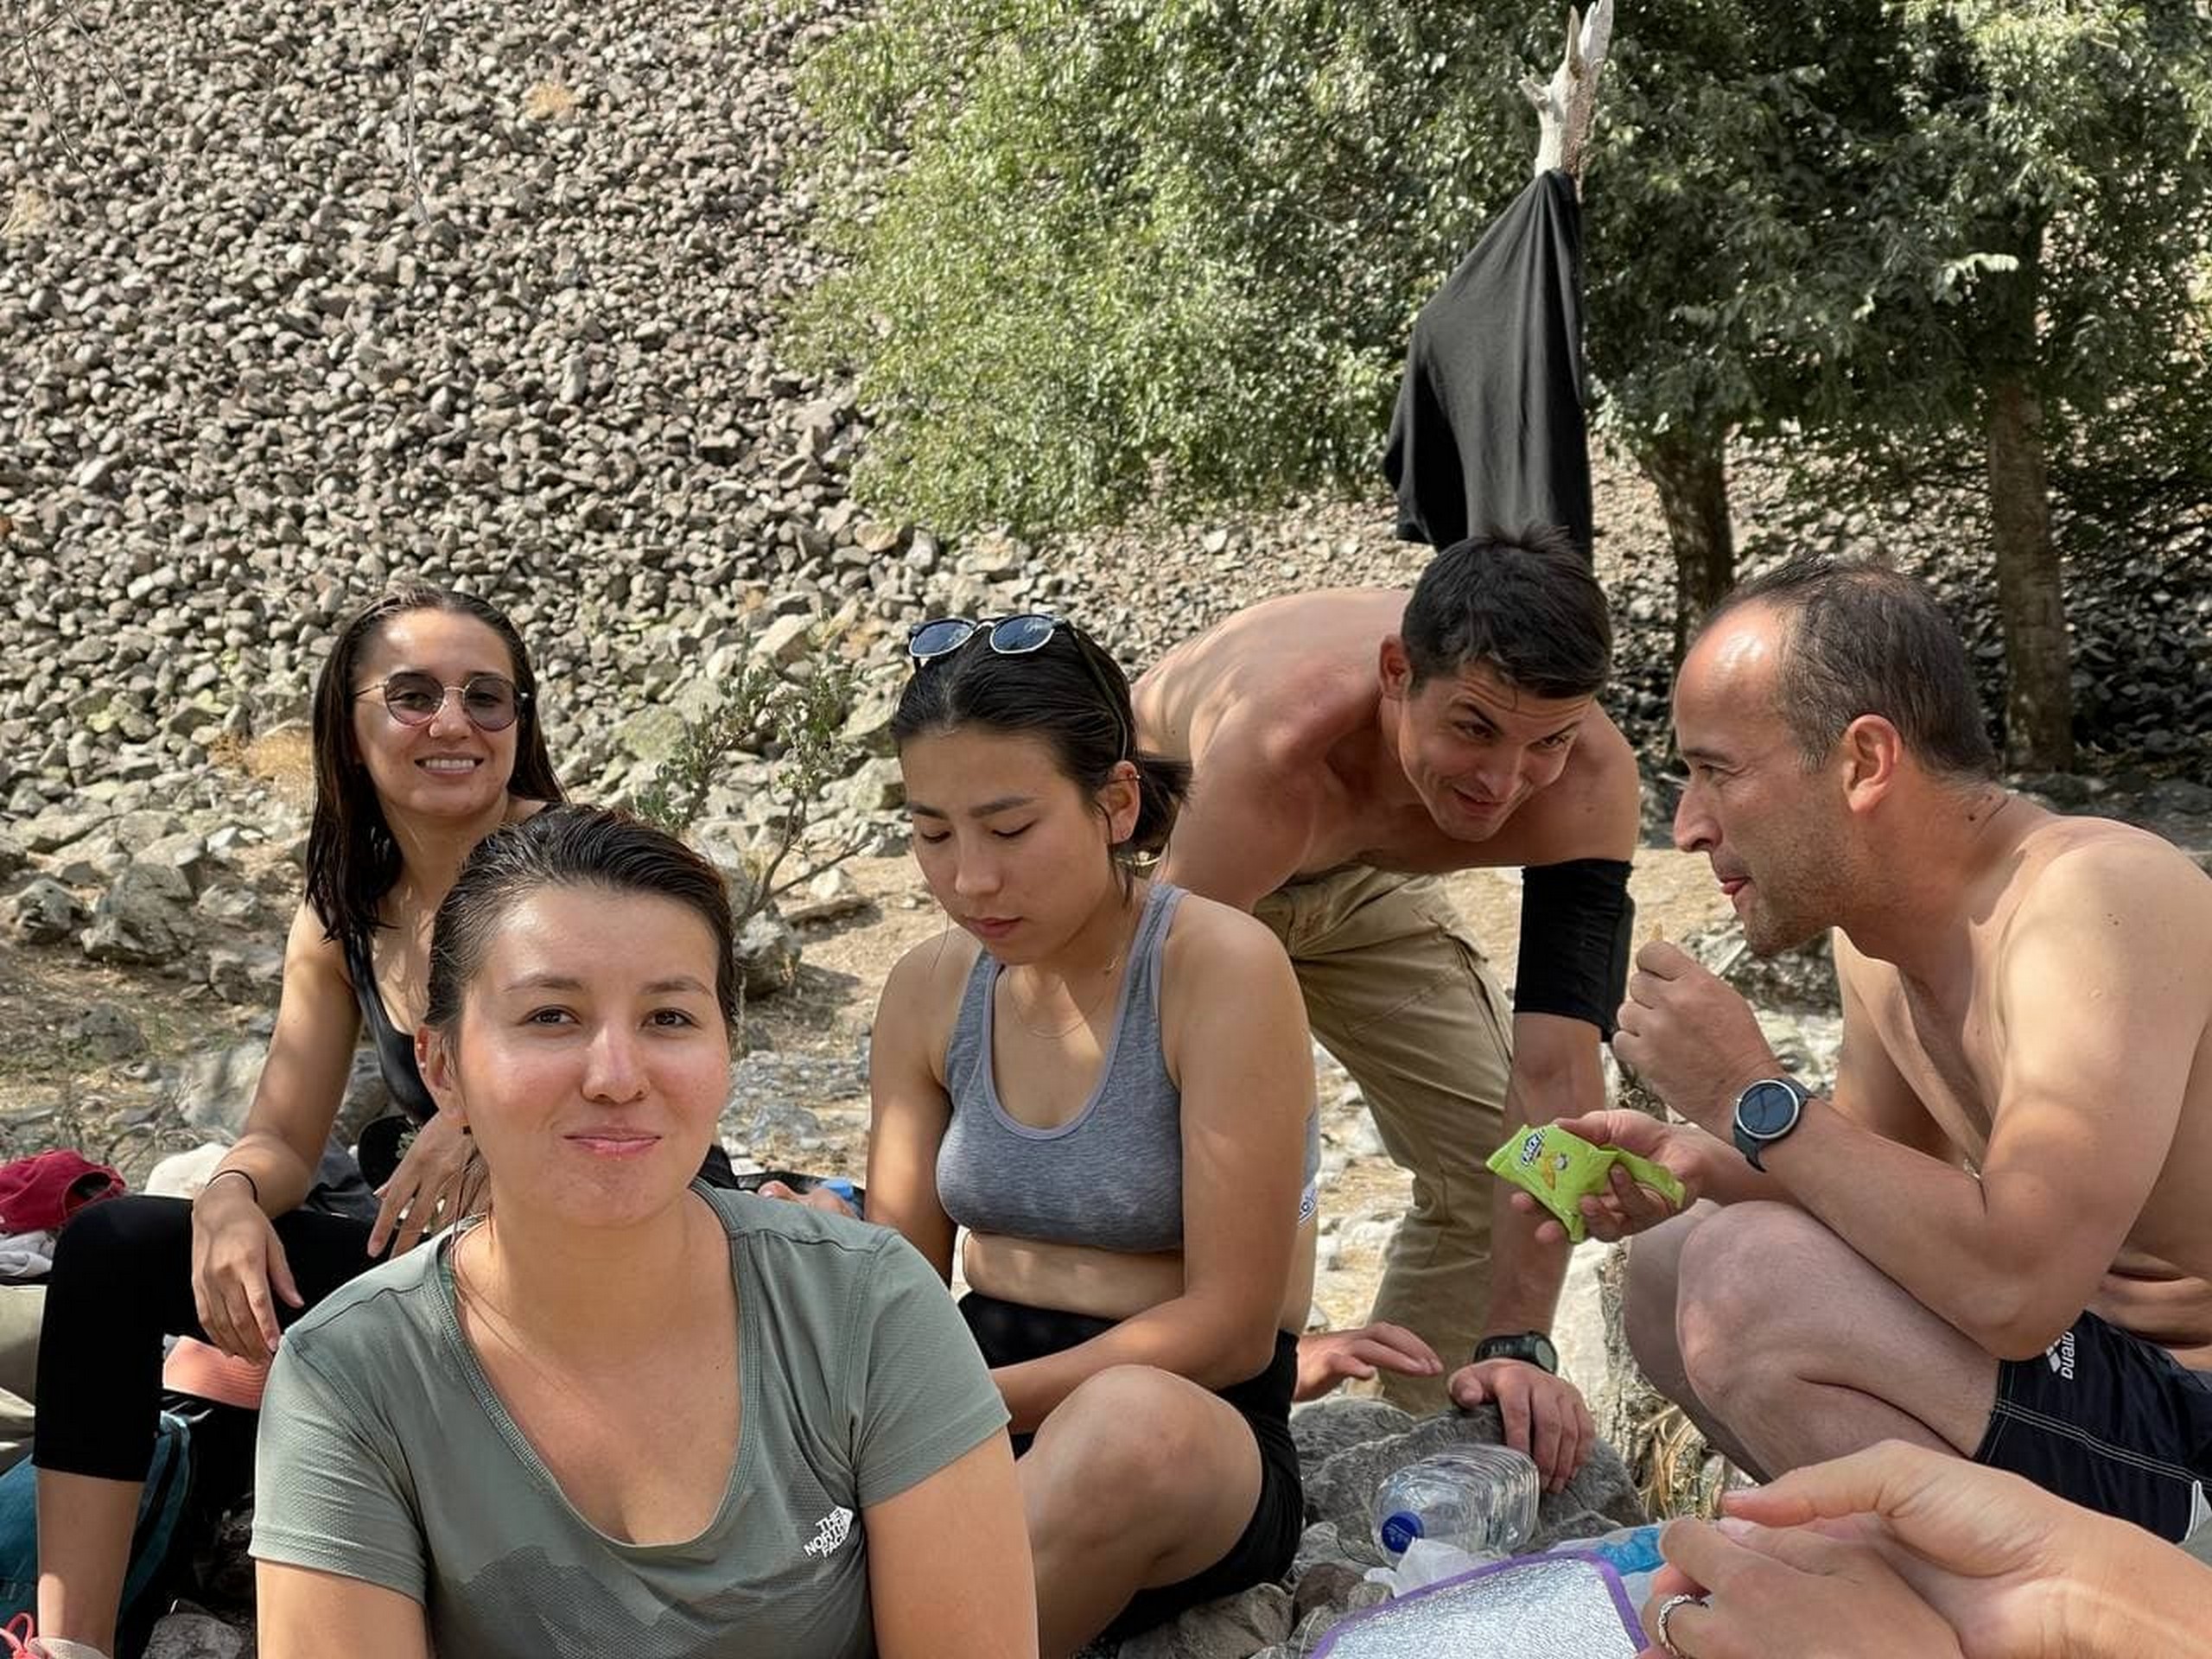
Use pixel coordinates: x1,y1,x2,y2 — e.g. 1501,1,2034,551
1486,1123,1687,1243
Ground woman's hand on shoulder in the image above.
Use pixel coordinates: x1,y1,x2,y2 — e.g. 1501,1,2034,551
368,1109,485,1257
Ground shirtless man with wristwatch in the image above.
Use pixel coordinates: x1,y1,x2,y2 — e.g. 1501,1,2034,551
1134,527,1642,1489
1549,557,2212,1541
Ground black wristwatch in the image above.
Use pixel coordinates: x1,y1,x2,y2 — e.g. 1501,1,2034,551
1472,1332,1559,1374
1732,1076,1812,1171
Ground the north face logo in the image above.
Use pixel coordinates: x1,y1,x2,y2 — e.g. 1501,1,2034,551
804,1505,855,1558
2045,1332,2075,1380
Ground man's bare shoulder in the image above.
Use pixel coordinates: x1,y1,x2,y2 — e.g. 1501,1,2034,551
2000,814,2212,960
1139,589,1406,774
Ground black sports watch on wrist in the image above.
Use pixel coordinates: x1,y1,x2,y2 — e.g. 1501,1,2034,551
1472,1332,1559,1374
1732,1076,1812,1171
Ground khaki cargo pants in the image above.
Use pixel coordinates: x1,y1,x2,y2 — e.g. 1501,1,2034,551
1255,867,1512,1412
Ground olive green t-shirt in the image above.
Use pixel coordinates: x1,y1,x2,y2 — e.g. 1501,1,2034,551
251,1186,1007,1657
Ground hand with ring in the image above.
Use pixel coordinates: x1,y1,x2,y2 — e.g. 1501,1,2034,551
1637,1509,1964,1659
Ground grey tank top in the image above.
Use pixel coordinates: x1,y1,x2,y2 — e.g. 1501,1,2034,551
937,881,1320,1255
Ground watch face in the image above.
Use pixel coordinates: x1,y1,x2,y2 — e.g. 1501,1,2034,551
1738,1080,1802,1138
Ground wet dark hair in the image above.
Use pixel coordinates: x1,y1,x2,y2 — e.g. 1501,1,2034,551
1400,526,1612,699
305,582,564,947
890,619,1191,867
1700,556,1999,781
423,805,739,1036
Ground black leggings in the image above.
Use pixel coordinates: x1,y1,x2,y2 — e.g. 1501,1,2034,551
32,1197,389,1483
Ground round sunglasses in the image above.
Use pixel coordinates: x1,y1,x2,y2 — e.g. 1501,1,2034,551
354,671,526,732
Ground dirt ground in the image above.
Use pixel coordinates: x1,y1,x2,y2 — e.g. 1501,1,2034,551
2,837,1732,1183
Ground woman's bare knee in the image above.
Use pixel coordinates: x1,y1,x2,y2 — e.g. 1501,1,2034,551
1027,1366,1253,1540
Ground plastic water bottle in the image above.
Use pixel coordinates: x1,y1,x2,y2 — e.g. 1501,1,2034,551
1371,1445,1541,1559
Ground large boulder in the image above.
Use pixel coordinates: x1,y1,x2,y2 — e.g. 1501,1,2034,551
1300,1404,1644,1564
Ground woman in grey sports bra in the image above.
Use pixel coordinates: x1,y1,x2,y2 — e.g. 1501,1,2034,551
864,614,1323,1659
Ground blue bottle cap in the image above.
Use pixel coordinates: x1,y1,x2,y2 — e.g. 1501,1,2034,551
1380,1511,1424,1554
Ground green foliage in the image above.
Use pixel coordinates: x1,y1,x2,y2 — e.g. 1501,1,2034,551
633,654,866,923
793,3,1534,530
792,1,2212,538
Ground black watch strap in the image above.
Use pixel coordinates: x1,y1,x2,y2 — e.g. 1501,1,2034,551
1471,1332,1559,1374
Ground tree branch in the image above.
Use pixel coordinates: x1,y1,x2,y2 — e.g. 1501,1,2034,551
1522,0,1615,188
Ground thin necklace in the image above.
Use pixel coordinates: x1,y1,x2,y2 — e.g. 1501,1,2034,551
1006,903,1140,1039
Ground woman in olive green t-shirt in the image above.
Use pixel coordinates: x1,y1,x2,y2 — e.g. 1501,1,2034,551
251,808,1037,1659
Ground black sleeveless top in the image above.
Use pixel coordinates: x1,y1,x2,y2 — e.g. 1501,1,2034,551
341,926,440,1125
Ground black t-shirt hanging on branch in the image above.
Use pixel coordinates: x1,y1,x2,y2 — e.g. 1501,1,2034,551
1382,169,1592,562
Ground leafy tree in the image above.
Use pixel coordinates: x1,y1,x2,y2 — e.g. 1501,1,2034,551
1797,3,2212,767
792,2,1532,529
793,2,2212,766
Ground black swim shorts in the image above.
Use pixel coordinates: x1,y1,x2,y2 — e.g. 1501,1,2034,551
958,1290,1304,1638
1973,1309,2212,1541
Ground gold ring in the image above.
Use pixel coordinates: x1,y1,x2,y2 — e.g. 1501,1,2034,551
1654,1591,1707,1657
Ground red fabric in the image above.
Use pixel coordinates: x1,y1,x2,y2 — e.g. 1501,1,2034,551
0,1149,126,1232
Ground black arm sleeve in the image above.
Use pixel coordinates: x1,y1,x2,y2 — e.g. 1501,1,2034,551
1515,857,1634,1037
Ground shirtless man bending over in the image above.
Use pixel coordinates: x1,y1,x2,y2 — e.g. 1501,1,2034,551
1558,556,2212,1541
1135,529,1641,1478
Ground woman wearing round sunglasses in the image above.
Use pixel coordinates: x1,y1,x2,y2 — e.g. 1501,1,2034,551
867,614,1320,1657
29,583,563,1657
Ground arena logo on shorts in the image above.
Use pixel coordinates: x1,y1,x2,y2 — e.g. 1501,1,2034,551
804,1505,855,1558
2044,1330,2075,1380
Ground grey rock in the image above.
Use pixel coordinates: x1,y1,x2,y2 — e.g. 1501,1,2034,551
1115,1582,1293,1659
81,860,197,966
196,883,264,926
21,807,110,855
844,755,904,813
2146,778,2212,816
168,1039,270,1140
735,907,800,996
614,704,688,766
783,866,868,925
1304,1410,1643,1561
753,613,812,666
72,1001,148,1062
207,941,285,1005
7,876,84,944
1683,919,1838,1014
0,827,25,879
143,1607,248,1658
837,680,899,757
1290,1397,1416,1479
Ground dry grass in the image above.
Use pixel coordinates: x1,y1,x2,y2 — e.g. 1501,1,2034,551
1635,1401,1751,1520
521,79,579,122
206,724,315,808
3,182,57,240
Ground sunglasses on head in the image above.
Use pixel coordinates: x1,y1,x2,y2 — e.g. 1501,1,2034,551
906,613,1068,664
906,613,1132,760
355,671,525,732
